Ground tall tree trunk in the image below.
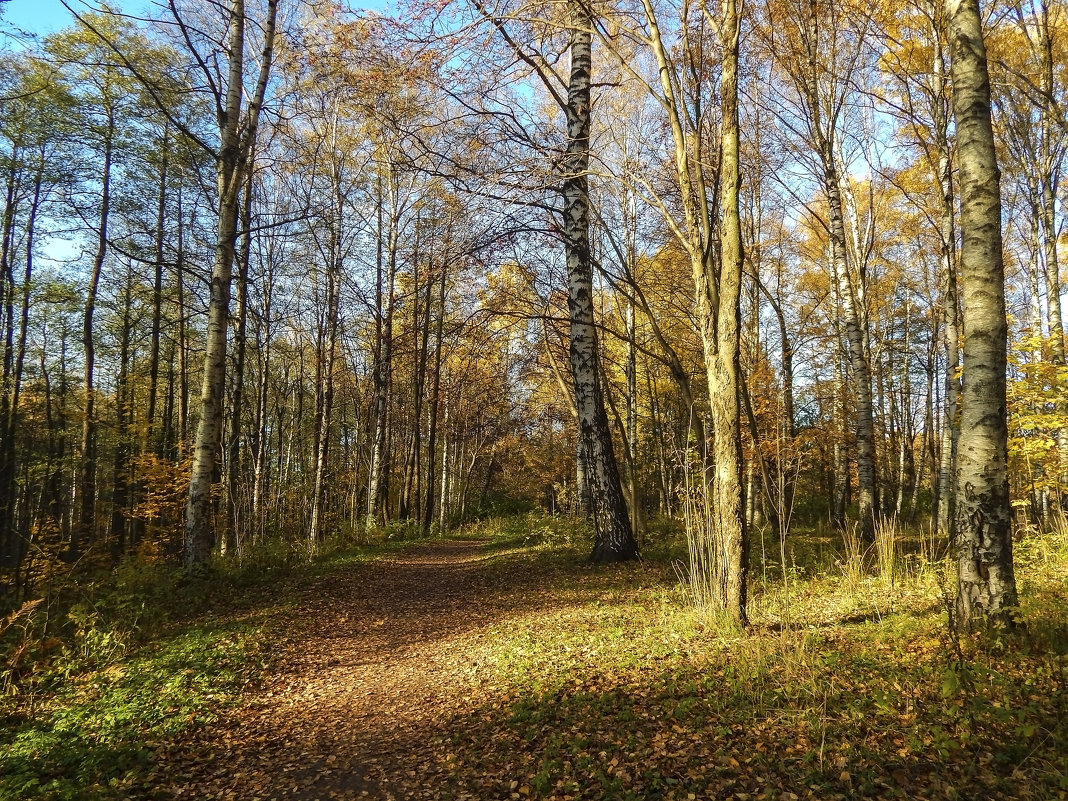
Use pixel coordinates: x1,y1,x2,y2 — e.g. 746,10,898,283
832,312,850,530
0,146,20,566
75,115,114,557
366,175,395,530
110,261,133,551
309,231,341,544
946,0,1018,627
564,1,636,563
0,154,43,573
916,332,936,519
0,152,40,567
184,0,277,567
931,11,961,537
251,265,272,543
185,150,241,566
423,259,447,534
757,277,797,525
798,0,876,541
713,0,749,625
824,165,876,540
146,126,168,454
438,397,450,532
176,188,190,462
895,299,913,519
401,239,431,521
1032,0,1065,363
224,162,254,554
625,290,641,537
1029,0,1068,506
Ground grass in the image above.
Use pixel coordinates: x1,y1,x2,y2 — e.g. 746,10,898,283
433,517,1068,801
2,515,1066,800
0,622,265,800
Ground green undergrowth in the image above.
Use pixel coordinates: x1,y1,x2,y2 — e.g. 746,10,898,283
462,512,595,552
436,518,1068,801
3,515,1066,800
0,622,265,800
0,529,419,801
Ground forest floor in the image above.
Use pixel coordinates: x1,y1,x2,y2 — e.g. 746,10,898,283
159,523,1067,801
3,519,1068,801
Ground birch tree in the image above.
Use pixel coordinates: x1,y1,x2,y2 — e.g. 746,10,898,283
945,0,1018,627
564,2,637,562
176,0,279,567
468,0,638,560
761,0,880,540
590,0,749,612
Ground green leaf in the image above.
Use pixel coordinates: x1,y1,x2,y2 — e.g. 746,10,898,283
941,668,961,699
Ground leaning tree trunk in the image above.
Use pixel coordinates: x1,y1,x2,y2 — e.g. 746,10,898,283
564,1,637,563
945,0,1018,628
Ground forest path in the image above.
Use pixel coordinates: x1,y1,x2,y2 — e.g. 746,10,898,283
164,538,536,801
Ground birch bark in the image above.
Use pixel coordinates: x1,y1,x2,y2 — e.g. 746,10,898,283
946,0,1018,626
564,1,637,562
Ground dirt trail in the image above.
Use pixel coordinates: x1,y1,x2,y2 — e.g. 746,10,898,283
164,539,525,801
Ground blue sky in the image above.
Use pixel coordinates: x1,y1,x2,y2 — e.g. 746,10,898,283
3,0,142,39
3,0,392,41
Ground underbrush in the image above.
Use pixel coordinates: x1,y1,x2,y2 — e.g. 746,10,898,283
0,527,412,801
462,512,595,554
1,622,265,800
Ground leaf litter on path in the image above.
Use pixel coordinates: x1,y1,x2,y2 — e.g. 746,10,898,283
161,540,544,800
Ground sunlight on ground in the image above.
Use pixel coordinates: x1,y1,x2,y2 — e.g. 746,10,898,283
437,519,1068,801
2,517,1065,801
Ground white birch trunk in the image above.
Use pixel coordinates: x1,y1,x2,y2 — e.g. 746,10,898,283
564,2,636,562
184,0,278,568
946,0,1019,627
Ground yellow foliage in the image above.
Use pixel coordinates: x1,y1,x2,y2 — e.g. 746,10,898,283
1008,334,1068,502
